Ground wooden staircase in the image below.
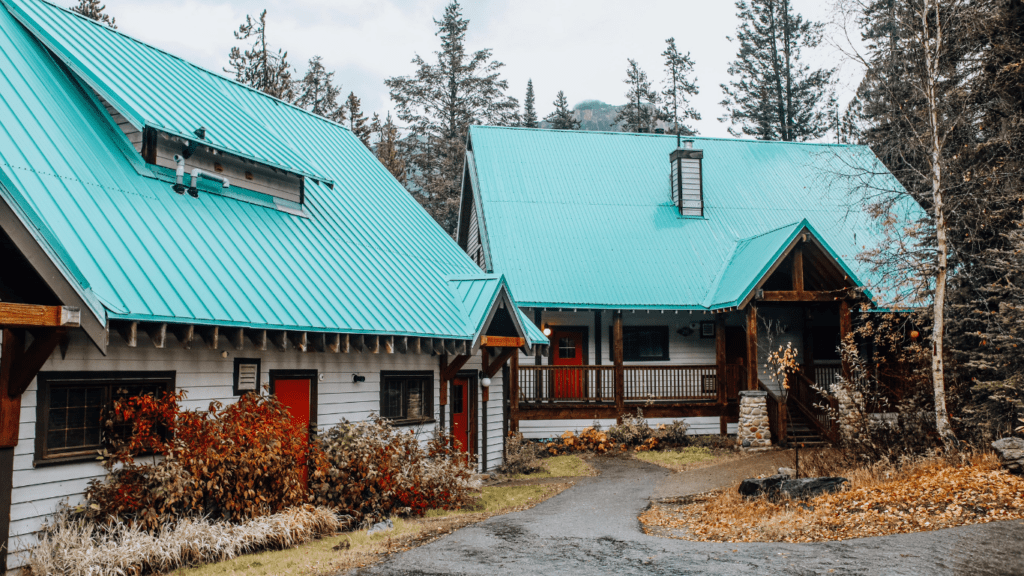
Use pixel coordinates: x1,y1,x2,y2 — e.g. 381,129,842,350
784,410,829,447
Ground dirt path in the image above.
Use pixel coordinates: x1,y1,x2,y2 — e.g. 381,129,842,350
351,456,1024,576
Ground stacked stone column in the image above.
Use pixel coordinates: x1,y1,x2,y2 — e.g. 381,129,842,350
738,390,771,450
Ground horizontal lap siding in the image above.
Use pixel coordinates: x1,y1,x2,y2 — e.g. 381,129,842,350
520,418,735,439
8,331,505,569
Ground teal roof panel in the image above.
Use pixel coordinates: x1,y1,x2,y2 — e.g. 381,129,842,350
0,2,534,340
467,125,910,309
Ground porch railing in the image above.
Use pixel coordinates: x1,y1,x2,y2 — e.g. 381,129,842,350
789,371,839,444
517,365,718,404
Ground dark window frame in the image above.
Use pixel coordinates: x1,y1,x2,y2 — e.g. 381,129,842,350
611,326,671,362
379,370,435,426
34,371,176,466
233,358,262,396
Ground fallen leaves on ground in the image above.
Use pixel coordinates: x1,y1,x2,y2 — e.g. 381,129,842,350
640,453,1024,543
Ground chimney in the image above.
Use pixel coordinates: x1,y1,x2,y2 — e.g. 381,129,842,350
670,139,703,217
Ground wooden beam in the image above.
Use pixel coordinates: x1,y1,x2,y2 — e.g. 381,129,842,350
365,335,379,354
340,333,350,353
199,326,219,350
395,336,408,354
439,355,449,406
350,334,364,352
143,323,167,348
440,354,472,382
382,335,394,354
0,303,80,328
171,324,194,349
0,329,25,448
246,328,267,351
409,337,421,354
269,330,288,352
3,328,64,401
444,339,458,356
840,299,852,383
484,347,517,378
761,291,842,302
288,331,308,352
433,338,445,356
116,321,138,347
792,246,804,292
613,310,624,421
327,333,341,353
510,352,520,433
747,305,758,390
716,313,727,435
479,336,525,348
229,328,244,351
518,403,727,421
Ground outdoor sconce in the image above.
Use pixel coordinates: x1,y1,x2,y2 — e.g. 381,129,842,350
352,374,366,383
478,370,491,388
542,325,551,336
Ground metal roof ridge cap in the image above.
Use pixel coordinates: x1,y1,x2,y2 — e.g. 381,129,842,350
701,238,745,309
470,124,865,146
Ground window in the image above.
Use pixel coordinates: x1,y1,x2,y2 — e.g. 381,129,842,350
558,337,577,359
233,358,261,395
612,326,670,361
699,321,716,339
379,371,434,425
35,371,175,464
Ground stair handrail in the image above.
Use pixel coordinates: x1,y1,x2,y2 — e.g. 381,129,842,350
757,380,787,444
789,371,838,444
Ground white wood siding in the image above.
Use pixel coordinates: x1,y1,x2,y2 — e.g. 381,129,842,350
467,202,485,270
8,330,502,569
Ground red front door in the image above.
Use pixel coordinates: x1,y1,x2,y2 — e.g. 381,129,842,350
451,378,470,453
274,378,312,486
552,330,584,398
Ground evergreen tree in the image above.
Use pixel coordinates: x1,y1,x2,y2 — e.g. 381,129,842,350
385,1,518,234
344,92,371,147
225,10,294,102
70,0,115,27
544,91,580,130
522,79,538,128
660,38,700,136
614,59,660,133
370,113,408,185
719,0,834,141
294,56,344,123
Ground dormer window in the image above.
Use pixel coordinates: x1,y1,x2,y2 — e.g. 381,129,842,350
671,140,703,217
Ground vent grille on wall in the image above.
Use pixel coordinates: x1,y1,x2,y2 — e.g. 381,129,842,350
671,140,704,217
234,359,260,395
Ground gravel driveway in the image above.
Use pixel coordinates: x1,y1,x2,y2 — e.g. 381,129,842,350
354,456,1024,576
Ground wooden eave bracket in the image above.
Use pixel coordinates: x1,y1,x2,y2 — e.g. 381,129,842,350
440,353,472,382
1,328,66,398
0,303,80,329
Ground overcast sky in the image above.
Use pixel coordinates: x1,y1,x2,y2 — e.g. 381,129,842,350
107,0,864,139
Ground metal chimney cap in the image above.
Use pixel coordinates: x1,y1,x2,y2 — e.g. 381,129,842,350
683,139,694,149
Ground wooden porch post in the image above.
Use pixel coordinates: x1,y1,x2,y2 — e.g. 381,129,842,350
509,352,520,433
716,313,727,434
746,304,758,390
840,300,852,382
613,310,624,423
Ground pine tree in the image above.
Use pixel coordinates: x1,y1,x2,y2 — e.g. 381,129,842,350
344,92,371,147
719,0,834,141
614,59,660,133
660,38,700,136
522,80,538,128
225,10,294,102
544,91,580,130
294,56,345,123
385,1,518,234
370,113,408,185
70,0,115,28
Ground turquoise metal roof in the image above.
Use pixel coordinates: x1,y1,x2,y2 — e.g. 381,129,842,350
466,125,910,310
4,0,331,182
447,274,548,347
0,2,544,344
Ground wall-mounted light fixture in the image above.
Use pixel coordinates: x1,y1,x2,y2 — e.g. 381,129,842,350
542,324,552,337
478,370,492,388
352,374,365,383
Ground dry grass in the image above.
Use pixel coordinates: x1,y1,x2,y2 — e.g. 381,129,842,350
633,446,741,472
30,505,342,576
641,452,1024,542
507,455,596,479
170,483,571,576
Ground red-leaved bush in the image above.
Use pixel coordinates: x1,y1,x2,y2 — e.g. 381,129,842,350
86,392,327,528
311,418,475,523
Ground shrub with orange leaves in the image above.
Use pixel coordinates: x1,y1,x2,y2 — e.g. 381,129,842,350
86,392,325,529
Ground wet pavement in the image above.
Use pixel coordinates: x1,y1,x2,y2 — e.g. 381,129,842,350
353,456,1024,576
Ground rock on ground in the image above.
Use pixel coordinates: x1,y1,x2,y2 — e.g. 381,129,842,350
992,437,1024,474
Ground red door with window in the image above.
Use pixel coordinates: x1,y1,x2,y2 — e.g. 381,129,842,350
273,375,314,487
451,377,470,453
552,330,584,399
